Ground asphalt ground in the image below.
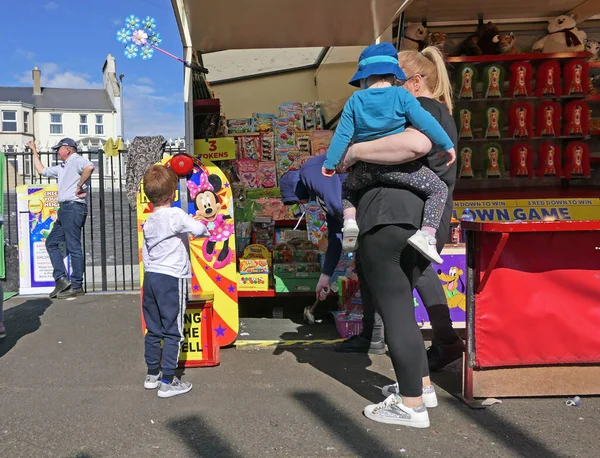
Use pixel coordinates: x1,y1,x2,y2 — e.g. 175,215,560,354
1,294,599,458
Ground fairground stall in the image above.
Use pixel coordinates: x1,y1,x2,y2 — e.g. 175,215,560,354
165,0,600,391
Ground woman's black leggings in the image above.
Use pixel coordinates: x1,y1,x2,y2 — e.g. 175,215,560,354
358,224,428,398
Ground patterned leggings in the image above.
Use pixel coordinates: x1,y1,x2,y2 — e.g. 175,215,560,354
343,161,448,229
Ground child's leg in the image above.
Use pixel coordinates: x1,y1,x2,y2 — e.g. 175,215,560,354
379,162,448,264
341,181,360,252
379,162,448,234
142,273,163,379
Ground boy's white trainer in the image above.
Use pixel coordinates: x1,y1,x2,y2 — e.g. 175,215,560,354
144,371,162,390
408,230,443,264
342,219,360,252
364,394,430,428
157,377,193,398
381,383,438,408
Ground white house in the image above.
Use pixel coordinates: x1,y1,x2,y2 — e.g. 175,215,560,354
0,54,123,186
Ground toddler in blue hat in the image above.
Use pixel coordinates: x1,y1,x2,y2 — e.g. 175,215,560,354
322,42,456,264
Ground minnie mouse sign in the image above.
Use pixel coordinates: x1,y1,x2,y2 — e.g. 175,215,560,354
188,172,234,270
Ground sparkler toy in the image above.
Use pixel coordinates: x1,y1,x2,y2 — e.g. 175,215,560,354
116,15,208,73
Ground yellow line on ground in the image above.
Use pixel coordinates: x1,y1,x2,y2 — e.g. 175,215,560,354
234,339,344,347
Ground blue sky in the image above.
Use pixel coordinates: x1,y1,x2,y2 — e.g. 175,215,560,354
0,0,185,139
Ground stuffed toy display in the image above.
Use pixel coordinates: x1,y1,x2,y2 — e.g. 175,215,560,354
585,39,600,62
482,143,504,178
536,101,561,137
457,64,477,99
564,141,591,179
536,142,562,178
458,21,501,56
535,60,561,97
484,107,502,138
509,102,533,138
427,32,447,55
509,62,533,97
457,108,474,139
459,146,476,178
483,64,505,98
563,100,590,136
510,143,534,178
498,32,521,55
531,15,587,53
563,59,589,96
400,23,428,51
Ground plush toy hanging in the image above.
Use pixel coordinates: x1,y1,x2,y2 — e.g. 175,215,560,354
484,107,502,138
535,61,561,97
482,143,504,178
508,62,533,97
536,101,561,137
459,147,475,178
509,102,533,138
458,22,501,56
427,32,447,55
400,23,428,51
536,142,562,178
563,59,589,96
116,15,208,72
457,65,477,99
563,101,590,136
498,32,521,55
585,39,600,63
564,141,591,179
509,143,534,178
457,108,474,139
483,64,505,98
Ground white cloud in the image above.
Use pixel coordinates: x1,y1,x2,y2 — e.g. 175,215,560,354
44,2,58,10
112,18,122,26
15,49,35,60
16,63,101,89
135,77,154,85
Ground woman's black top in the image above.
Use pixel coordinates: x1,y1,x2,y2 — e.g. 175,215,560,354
356,97,458,245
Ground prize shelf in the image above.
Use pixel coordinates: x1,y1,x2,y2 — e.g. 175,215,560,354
446,52,589,64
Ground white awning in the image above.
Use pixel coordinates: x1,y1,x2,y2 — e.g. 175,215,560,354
172,0,411,52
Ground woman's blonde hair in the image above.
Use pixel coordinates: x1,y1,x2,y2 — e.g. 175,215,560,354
398,46,453,114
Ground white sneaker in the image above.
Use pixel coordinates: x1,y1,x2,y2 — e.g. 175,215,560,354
157,377,193,398
144,371,162,389
408,230,443,264
364,394,430,428
342,219,360,252
381,383,438,408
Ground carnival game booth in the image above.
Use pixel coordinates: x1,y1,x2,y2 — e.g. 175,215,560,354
168,0,600,375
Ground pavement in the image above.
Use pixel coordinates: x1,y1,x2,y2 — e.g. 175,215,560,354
1,294,599,458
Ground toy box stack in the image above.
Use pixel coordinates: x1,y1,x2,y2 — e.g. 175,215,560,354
238,244,271,292
272,238,321,293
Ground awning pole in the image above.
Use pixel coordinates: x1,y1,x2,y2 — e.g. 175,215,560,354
183,46,194,156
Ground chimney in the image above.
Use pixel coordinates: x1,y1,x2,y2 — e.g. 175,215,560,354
32,67,41,95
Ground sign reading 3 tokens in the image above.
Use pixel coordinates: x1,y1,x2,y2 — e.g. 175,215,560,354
195,138,237,161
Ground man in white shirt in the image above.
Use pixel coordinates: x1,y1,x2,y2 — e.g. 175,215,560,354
30,139,95,299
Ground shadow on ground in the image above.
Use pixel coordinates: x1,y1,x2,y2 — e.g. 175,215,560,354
0,298,52,359
168,415,243,458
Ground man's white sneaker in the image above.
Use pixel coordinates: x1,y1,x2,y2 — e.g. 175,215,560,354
408,230,443,264
364,394,430,428
342,219,360,252
157,377,192,398
381,383,438,408
144,371,162,389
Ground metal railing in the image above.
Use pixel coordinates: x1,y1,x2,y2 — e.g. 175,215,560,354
2,144,185,292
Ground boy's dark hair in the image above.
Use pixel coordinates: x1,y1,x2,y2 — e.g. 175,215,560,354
143,165,178,205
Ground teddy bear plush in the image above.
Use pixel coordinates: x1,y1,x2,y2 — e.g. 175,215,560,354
458,22,501,56
400,23,428,51
585,39,600,62
531,15,587,53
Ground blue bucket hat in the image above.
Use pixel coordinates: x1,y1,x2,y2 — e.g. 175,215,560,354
349,42,407,88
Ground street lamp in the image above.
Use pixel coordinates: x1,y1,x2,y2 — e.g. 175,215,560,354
119,73,125,140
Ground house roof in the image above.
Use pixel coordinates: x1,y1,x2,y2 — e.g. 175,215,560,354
0,86,115,111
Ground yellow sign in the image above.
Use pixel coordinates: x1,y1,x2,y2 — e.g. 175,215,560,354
453,198,600,222
194,138,236,161
179,308,203,362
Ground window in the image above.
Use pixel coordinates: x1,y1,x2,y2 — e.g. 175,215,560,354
79,114,88,135
95,114,104,135
24,111,30,133
2,111,17,132
23,155,32,176
50,113,63,134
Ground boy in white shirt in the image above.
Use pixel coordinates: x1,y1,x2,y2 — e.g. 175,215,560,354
141,165,209,398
